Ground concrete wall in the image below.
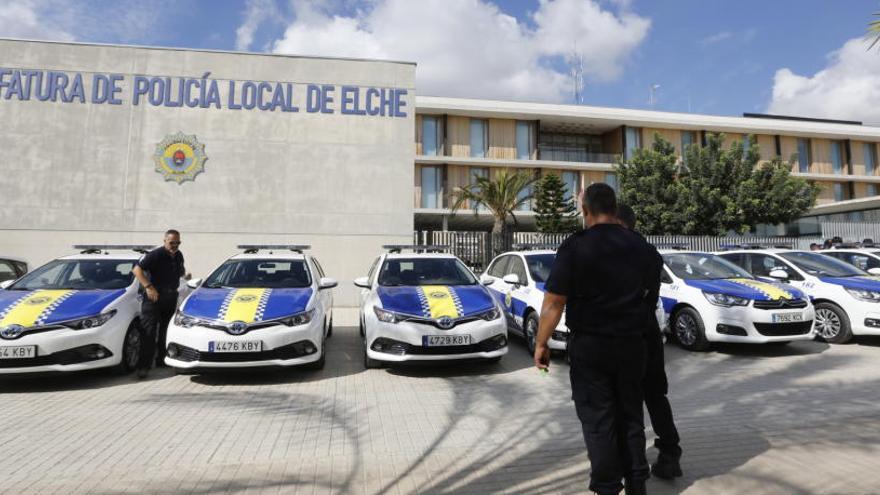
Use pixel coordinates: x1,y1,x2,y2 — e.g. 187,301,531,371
0,39,416,324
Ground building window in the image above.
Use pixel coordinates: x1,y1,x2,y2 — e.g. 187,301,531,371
516,121,534,160
868,183,878,197
516,170,535,211
537,133,605,162
848,211,865,222
561,171,579,203
833,183,844,202
797,138,811,173
470,167,488,210
865,143,876,175
422,116,441,156
605,173,618,191
742,134,751,154
681,131,697,164
624,127,641,161
831,141,843,175
420,166,443,209
470,119,488,158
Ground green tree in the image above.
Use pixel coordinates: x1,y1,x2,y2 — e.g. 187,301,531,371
450,169,536,235
533,173,579,233
616,133,820,235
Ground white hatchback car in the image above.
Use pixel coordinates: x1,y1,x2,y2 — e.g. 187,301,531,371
165,245,336,371
661,250,815,351
355,246,507,368
717,248,880,343
820,245,880,273
0,245,168,374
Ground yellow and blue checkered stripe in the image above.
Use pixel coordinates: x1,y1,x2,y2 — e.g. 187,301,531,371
727,278,794,300
217,288,273,323
0,290,77,328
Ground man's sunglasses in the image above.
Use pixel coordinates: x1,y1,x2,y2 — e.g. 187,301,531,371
168,241,182,246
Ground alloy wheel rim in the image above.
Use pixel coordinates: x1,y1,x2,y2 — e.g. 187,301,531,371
526,318,537,350
814,308,841,339
676,314,697,346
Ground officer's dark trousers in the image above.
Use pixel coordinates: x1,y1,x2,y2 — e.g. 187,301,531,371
138,291,177,370
569,332,649,495
644,329,682,460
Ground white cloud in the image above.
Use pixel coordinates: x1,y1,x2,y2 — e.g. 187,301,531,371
268,0,651,102
768,37,880,124
0,0,74,41
701,31,731,45
236,0,279,51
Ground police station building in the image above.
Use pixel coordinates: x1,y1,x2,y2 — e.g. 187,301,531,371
4,38,880,321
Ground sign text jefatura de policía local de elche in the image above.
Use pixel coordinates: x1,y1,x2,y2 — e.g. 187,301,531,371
0,69,408,117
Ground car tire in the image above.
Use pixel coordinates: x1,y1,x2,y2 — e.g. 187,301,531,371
673,307,710,352
115,321,142,374
363,338,383,369
524,311,539,355
814,302,852,344
359,315,365,337
327,317,333,338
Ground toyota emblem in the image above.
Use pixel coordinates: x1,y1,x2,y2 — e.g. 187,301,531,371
437,317,455,330
227,321,248,335
0,324,24,339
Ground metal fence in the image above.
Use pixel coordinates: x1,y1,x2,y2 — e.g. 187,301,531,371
818,222,880,243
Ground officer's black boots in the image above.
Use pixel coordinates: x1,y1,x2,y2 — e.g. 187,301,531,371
624,478,647,495
651,453,683,480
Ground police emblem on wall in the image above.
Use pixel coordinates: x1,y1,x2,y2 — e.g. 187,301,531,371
153,132,207,184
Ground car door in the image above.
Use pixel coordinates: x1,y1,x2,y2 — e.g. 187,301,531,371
485,255,512,309
505,255,530,331
748,253,806,288
310,256,331,324
360,256,382,318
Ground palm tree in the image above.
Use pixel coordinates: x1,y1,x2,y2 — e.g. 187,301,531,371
869,12,880,50
449,169,537,235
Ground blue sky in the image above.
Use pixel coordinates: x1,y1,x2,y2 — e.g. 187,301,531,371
2,0,879,121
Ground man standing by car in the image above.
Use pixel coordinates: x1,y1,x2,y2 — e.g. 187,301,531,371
617,204,683,480
132,230,187,379
534,184,662,495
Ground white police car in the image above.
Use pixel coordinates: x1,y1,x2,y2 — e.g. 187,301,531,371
165,245,336,371
661,249,814,351
355,245,507,368
820,244,880,273
0,245,160,374
717,247,880,344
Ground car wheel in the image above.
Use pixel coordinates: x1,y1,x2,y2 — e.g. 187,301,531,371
363,337,382,369
524,311,539,355
814,302,852,344
327,317,333,338
116,321,141,374
359,315,365,337
673,307,710,352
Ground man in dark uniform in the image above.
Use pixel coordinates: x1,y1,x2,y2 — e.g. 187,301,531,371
132,229,187,379
534,184,662,495
616,204,683,480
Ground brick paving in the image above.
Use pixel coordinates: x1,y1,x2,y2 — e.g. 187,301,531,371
2,329,880,494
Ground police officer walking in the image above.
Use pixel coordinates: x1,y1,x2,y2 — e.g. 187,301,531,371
534,184,662,495
616,204,682,480
132,229,188,379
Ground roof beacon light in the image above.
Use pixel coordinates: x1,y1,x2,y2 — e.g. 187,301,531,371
73,245,156,254
511,243,560,251
654,243,691,251
237,245,311,254
382,245,449,254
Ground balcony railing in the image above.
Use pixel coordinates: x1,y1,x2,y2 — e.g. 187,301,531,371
537,147,619,164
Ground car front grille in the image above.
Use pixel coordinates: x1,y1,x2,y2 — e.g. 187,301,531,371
371,335,507,356
169,341,316,363
754,321,813,336
753,299,808,310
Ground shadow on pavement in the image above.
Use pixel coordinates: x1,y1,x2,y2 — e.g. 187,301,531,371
0,366,153,393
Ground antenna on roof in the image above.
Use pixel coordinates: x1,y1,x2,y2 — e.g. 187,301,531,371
73,245,154,254
570,41,585,105
237,245,310,254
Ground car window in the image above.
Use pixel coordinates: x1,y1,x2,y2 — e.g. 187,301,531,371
366,256,381,285
778,252,865,278
10,259,135,290
508,256,528,285
0,261,16,283
378,257,477,286
311,257,326,278
663,253,753,280
836,253,880,271
12,261,27,277
747,253,803,281
488,256,511,278
524,254,555,283
660,267,673,284
203,259,312,288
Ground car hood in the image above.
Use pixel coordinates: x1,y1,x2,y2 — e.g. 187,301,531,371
377,285,495,319
819,276,880,291
683,278,805,301
182,287,313,323
0,289,125,328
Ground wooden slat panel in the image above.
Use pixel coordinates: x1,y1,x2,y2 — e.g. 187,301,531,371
488,119,516,159
601,127,623,155
415,114,423,156
812,138,832,174
414,164,422,208
815,181,836,204
446,165,470,208
851,140,867,176
853,182,868,199
755,134,776,163
447,116,470,157
779,136,799,173
722,132,744,150
643,128,682,155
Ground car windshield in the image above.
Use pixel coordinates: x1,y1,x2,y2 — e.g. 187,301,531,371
9,259,135,290
378,257,477,286
779,252,865,277
203,259,312,288
663,253,753,280
525,254,555,283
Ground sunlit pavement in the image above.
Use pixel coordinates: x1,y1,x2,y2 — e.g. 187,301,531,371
3,328,880,494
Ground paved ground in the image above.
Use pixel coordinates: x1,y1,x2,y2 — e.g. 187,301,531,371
3,328,880,495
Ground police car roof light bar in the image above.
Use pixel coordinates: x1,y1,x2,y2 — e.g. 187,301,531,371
654,243,691,250
511,243,560,251
73,244,155,254
383,244,449,253
237,245,311,254
831,242,861,249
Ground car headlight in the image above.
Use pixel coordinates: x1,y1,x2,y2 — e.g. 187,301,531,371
373,306,400,323
279,309,314,326
63,310,117,330
173,310,204,328
475,307,501,321
703,292,750,307
845,287,880,302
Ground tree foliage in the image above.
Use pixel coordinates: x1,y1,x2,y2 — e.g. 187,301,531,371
450,169,536,234
616,133,820,235
533,173,579,233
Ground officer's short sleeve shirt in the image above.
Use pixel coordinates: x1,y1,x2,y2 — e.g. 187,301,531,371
137,247,185,291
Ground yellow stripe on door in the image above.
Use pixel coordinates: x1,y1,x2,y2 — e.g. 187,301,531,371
0,290,75,327
420,286,460,319
222,288,266,323
729,279,793,300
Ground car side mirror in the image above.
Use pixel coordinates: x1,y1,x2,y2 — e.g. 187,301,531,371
186,278,202,289
480,275,494,286
0,280,13,290
353,276,371,289
769,269,788,280
319,277,338,290
502,273,520,285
